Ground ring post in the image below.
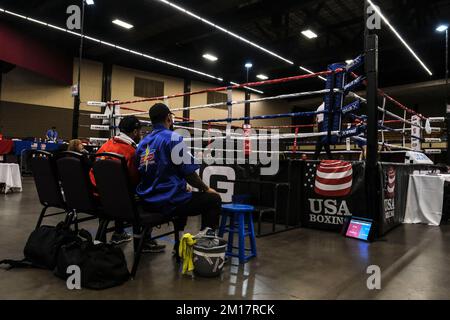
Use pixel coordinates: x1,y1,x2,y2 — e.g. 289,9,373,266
365,33,380,223
327,72,336,149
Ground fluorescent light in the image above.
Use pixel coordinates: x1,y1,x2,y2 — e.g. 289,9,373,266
85,0,95,5
436,25,449,32
299,66,327,81
367,0,432,76
230,81,264,95
0,8,223,82
345,60,353,64
202,53,218,62
112,19,134,30
154,0,294,65
245,62,253,69
301,30,318,39
256,74,269,80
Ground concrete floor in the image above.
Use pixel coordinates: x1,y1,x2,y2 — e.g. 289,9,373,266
1,177,450,300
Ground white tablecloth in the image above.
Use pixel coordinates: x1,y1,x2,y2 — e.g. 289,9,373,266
404,174,450,226
0,163,22,193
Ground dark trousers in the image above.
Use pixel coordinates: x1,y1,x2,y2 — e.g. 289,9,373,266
171,192,222,230
115,221,125,234
314,123,333,160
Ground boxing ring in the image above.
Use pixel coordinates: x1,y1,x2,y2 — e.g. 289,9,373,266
80,37,446,237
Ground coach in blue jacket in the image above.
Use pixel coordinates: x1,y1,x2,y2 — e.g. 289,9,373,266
136,103,221,235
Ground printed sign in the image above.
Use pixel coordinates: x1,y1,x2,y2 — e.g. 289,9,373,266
302,161,367,231
411,115,422,151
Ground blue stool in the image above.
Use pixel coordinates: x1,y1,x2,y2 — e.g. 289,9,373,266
219,204,257,264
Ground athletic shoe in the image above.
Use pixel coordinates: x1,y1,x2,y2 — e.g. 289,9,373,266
142,240,166,253
196,227,217,239
110,232,132,245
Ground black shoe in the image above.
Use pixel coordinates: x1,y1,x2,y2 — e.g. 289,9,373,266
142,240,166,253
110,232,132,245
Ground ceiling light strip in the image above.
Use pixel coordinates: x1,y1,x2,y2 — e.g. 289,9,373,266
300,66,327,81
230,82,264,94
367,0,432,76
0,8,223,81
155,0,294,65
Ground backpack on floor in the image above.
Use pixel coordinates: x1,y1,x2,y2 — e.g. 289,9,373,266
0,222,78,270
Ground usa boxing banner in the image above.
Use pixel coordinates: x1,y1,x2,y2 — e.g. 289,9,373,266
301,160,367,231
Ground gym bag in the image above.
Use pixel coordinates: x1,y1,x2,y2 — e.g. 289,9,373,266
55,229,130,290
193,237,227,278
80,242,130,290
0,222,77,270
54,229,92,280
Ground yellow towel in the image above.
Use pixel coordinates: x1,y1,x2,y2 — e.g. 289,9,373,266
179,233,197,274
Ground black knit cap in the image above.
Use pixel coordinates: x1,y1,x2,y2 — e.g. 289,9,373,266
119,115,141,133
149,103,174,124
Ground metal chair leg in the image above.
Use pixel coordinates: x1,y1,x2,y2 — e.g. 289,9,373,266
95,219,108,242
35,206,48,230
173,223,181,263
131,225,150,278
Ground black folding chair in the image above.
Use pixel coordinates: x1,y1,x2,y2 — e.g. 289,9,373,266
55,151,99,231
29,150,68,229
92,152,181,278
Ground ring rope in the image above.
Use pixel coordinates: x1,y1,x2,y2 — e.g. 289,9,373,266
111,89,338,118
101,69,340,107
349,72,426,120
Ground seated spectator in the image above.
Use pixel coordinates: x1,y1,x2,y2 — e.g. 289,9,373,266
136,103,222,250
68,139,88,154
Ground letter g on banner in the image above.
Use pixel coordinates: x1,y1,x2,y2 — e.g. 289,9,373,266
66,5,81,30
366,5,381,30
202,166,235,203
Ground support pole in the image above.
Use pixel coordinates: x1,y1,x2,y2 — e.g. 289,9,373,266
183,79,191,122
365,32,380,221
244,90,251,125
100,63,112,139
71,0,86,139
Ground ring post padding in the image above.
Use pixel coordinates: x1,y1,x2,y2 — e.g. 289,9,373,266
226,86,233,139
402,110,407,148
322,63,346,144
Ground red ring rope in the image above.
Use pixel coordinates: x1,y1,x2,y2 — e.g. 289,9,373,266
107,69,340,106
350,72,426,120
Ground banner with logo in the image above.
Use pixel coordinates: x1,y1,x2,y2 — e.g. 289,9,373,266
378,163,442,235
199,160,444,236
199,161,294,226
300,160,367,231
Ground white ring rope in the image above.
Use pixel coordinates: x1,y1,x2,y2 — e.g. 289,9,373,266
183,131,341,142
111,89,339,118
351,135,419,152
188,146,363,155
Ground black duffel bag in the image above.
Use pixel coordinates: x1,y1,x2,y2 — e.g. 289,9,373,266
0,222,77,270
54,229,92,279
81,242,130,290
55,229,130,290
